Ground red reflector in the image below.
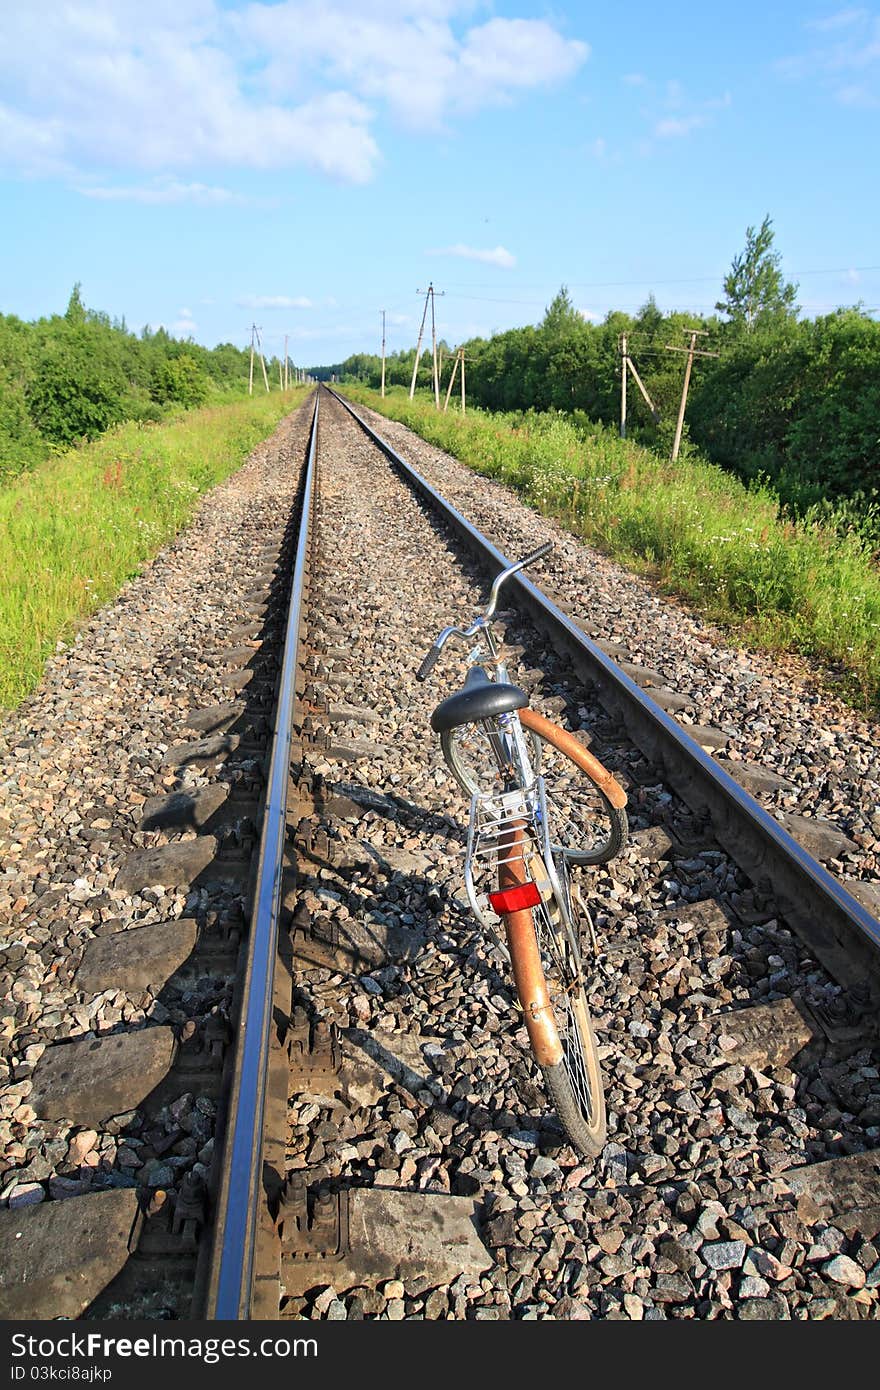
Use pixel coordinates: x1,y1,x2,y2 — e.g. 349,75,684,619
489,881,542,915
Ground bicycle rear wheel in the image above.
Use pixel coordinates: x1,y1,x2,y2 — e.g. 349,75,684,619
519,707,628,866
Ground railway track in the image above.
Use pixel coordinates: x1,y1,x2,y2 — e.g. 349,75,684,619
1,386,879,1320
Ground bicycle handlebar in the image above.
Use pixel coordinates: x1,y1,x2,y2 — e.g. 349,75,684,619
416,644,442,682
416,541,554,681
517,541,554,569
485,540,554,619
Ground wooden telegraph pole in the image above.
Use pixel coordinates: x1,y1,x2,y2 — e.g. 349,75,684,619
665,329,718,460
430,288,440,408
620,333,627,438
410,284,444,402
430,287,445,408
443,349,459,411
443,348,469,413
254,325,270,393
380,310,386,398
248,325,255,396
284,334,289,390
618,333,660,438
409,288,430,399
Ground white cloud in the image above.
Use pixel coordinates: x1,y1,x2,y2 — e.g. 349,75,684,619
76,179,244,204
806,8,868,31
775,9,880,101
836,80,880,105
237,294,314,309
0,2,588,185
286,323,358,342
429,243,516,268
654,113,708,138
244,6,588,129
173,310,197,335
455,19,588,113
640,82,730,145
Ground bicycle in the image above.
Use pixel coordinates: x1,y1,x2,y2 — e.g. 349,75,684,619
416,541,628,1157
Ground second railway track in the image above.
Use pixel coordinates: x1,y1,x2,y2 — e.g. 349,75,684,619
1,386,879,1321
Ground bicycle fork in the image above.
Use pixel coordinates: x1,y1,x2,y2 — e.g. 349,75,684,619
496,819,564,1069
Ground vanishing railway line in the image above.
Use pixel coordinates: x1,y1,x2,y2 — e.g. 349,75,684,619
1,386,879,1320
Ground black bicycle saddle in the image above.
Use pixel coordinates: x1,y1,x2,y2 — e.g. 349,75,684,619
430,664,528,734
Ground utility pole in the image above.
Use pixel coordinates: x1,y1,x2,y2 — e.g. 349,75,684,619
409,288,430,399
410,283,444,401
619,333,660,438
620,333,627,439
443,348,459,411
248,324,255,396
254,325,270,393
284,334,289,390
380,310,386,398
430,287,440,408
665,329,718,460
443,348,469,413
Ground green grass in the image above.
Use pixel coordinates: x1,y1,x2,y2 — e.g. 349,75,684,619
346,385,880,711
0,390,305,708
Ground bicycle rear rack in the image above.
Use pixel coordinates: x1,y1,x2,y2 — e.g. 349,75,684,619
463,779,562,947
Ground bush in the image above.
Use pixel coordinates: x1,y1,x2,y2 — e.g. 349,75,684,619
26,323,130,445
0,373,45,479
151,353,211,408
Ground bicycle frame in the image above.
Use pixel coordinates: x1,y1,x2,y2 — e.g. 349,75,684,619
462,719,570,944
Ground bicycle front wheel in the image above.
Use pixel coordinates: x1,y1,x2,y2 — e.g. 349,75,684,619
499,823,606,1159
519,707,628,866
534,861,606,1157
441,718,512,799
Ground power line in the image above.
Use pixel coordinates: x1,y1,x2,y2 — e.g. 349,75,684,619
437,264,880,293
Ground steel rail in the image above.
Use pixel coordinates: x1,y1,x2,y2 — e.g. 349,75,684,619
327,386,880,1006
205,391,319,1319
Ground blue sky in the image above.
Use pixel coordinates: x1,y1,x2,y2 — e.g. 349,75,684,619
1,1,878,368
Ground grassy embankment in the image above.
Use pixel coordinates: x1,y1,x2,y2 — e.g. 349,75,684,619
345,385,880,711
0,390,306,708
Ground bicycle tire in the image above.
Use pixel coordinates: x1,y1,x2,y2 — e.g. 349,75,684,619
533,857,606,1157
498,822,606,1159
518,707,628,866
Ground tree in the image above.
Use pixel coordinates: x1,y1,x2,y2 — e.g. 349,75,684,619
636,294,664,338
716,216,799,333
64,283,87,325
542,286,582,336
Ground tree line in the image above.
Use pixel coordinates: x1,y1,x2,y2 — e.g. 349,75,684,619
322,219,879,517
0,286,280,479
